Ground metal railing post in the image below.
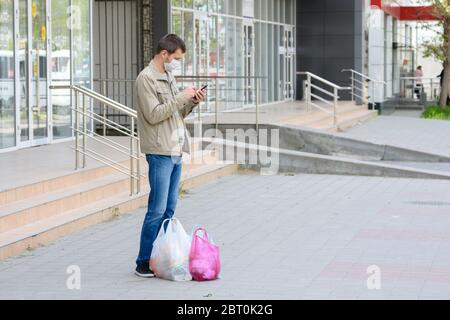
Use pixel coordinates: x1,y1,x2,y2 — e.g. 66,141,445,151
333,87,338,127
136,134,141,195
102,80,107,136
372,82,375,110
197,79,202,140
306,73,311,112
130,117,135,196
255,78,259,135
74,90,79,170
83,93,87,168
430,79,433,100
215,77,218,134
351,72,354,102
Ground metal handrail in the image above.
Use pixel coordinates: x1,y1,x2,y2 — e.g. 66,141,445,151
342,69,386,84
341,69,386,109
95,75,266,136
400,76,439,81
298,71,350,90
297,71,351,126
399,76,441,101
50,84,142,196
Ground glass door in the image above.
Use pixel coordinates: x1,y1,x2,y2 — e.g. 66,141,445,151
194,13,209,111
284,25,294,100
243,20,254,106
194,14,208,78
30,0,48,144
16,0,49,148
17,0,30,146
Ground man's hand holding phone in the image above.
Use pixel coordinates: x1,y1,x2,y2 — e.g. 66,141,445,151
192,84,207,104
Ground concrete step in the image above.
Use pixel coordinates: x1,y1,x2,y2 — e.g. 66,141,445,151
0,148,219,234
0,173,143,233
0,141,206,207
304,109,378,131
205,137,450,181
283,103,364,127
0,161,239,260
333,110,378,132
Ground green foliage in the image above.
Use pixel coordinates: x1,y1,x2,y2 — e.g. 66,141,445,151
421,105,450,120
421,26,447,63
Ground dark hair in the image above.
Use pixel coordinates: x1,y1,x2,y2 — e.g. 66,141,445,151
155,34,186,55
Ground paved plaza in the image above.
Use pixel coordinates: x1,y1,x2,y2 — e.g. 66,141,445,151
339,115,450,158
1,172,450,300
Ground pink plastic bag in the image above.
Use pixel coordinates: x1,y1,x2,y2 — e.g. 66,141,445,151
189,228,221,281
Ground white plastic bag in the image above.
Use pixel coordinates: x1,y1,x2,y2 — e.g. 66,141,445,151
149,218,192,281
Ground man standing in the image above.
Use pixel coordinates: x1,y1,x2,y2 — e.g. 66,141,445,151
414,65,423,100
134,34,206,277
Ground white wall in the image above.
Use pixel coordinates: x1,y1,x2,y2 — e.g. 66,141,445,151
384,15,393,98
368,7,385,103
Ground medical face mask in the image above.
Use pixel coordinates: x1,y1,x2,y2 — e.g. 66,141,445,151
164,58,182,72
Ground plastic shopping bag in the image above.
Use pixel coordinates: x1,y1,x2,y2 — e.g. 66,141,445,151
149,218,192,281
189,227,221,281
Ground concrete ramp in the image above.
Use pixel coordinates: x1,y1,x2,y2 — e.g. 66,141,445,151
200,137,450,180
187,123,450,163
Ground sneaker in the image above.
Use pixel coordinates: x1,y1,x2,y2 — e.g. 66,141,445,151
135,263,155,278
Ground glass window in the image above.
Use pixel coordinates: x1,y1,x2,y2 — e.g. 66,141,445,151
72,0,91,88
227,0,235,16
217,16,226,106
31,0,48,141
18,0,28,143
172,10,182,37
72,0,92,133
195,0,207,12
0,0,15,149
208,15,218,77
218,0,226,13
235,0,242,17
172,0,182,8
225,17,235,109
170,0,296,108
209,0,218,13
172,10,183,77
51,0,72,140
183,11,194,75
235,19,244,106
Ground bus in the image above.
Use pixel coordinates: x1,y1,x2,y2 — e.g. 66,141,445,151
0,50,15,113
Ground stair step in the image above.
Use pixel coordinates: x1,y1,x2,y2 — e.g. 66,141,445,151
0,173,147,234
307,109,377,131
0,149,219,233
0,141,207,207
0,162,239,260
334,110,378,131
283,104,367,127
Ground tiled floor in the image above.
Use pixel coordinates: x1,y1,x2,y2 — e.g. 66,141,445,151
339,115,450,158
1,173,450,300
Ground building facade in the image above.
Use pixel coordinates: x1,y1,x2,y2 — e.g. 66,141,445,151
0,0,91,152
0,0,437,153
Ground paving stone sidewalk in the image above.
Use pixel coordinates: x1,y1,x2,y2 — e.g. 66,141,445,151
1,173,450,300
339,116,450,158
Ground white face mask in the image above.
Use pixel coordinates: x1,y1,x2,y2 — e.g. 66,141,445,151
164,58,182,72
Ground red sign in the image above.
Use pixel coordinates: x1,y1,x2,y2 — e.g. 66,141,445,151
371,0,439,21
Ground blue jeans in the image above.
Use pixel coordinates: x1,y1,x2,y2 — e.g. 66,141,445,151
136,154,183,266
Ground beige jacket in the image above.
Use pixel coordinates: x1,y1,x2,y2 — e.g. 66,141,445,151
135,60,198,156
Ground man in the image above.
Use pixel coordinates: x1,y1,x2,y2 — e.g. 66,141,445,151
134,34,206,278
414,65,423,100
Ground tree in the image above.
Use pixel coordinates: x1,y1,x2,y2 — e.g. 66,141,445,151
421,1,450,107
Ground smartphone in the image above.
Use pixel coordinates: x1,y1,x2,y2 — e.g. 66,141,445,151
200,83,208,91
